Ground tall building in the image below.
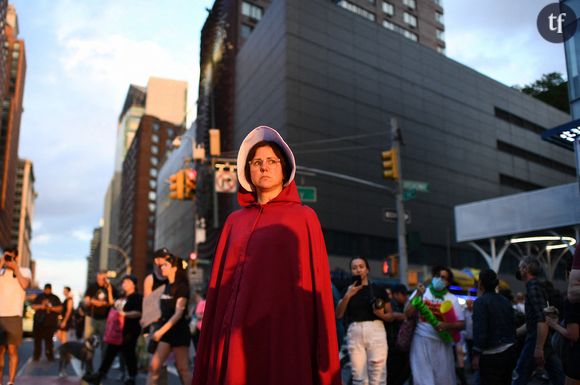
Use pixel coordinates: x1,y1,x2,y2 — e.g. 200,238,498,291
118,115,183,286
10,159,35,270
0,4,25,249
195,0,574,283
334,0,445,52
100,77,188,273
86,226,102,288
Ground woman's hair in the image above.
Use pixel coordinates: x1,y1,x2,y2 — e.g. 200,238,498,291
520,256,542,276
478,269,499,292
432,265,454,283
349,256,370,271
244,141,291,188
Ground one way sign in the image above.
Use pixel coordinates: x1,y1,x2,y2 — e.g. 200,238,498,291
382,208,411,224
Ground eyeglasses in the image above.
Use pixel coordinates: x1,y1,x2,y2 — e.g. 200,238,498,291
248,158,281,169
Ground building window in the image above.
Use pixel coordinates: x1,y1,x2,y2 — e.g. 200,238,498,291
150,168,158,178
337,1,376,22
499,174,544,192
436,29,445,40
152,122,160,132
148,203,156,213
148,191,157,201
433,0,442,5
367,0,376,4
241,23,253,39
150,156,158,167
149,179,157,190
152,134,159,143
151,145,159,155
436,46,446,54
242,1,263,20
403,29,418,41
382,1,394,16
382,20,395,30
403,0,416,9
435,12,444,24
404,12,417,28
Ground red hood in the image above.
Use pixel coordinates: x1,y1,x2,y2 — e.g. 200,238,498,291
237,180,302,207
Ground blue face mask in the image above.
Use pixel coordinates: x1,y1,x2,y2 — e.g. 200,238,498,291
431,277,447,291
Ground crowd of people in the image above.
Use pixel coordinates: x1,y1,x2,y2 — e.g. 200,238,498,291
0,125,580,385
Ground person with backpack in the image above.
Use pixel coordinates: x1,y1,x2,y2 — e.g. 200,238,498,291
512,256,565,385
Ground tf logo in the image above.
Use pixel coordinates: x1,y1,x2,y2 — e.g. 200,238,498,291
537,3,577,43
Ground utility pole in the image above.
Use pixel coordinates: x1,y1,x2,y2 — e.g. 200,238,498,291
391,117,408,286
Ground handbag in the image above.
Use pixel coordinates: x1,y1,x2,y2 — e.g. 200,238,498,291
394,312,417,352
103,308,125,345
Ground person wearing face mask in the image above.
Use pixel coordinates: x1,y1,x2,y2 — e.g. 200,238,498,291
405,265,465,385
511,256,565,385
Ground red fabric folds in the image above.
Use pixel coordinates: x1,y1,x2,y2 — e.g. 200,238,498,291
192,181,341,385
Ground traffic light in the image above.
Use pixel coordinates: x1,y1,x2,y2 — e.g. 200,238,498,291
381,149,399,180
389,254,398,277
169,170,185,200
184,168,197,200
189,252,198,271
382,259,389,275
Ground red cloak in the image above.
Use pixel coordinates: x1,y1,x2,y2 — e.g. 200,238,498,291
192,181,341,385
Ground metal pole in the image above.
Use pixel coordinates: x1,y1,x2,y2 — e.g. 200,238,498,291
392,117,408,286
212,158,219,229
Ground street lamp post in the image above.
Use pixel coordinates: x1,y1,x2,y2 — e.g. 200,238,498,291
107,244,131,275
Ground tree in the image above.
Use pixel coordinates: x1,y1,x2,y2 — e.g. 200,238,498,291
516,72,570,114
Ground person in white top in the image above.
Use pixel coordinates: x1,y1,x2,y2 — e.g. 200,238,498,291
0,247,32,385
406,265,465,385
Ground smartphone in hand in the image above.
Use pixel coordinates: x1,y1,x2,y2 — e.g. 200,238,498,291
351,275,362,287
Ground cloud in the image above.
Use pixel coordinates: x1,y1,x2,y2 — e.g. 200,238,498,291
33,257,88,303
71,228,93,242
32,234,52,245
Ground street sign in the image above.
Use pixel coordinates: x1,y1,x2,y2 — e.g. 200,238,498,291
403,189,416,201
402,180,429,193
298,186,317,202
215,170,237,193
382,208,411,224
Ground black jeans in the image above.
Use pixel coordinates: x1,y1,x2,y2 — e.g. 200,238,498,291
387,350,411,385
98,334,139,378
33,325,55,360
479,344,517,385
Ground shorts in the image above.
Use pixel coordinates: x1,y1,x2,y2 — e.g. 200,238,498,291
0,316,23,346
565,343,580,380
160,319,190,347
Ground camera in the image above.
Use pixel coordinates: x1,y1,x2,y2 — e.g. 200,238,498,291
3,254,12,262
371,297,384,310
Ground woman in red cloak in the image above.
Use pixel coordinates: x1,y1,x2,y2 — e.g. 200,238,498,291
191,126,341,385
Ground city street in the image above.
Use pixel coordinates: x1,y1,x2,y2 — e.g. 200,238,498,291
4,337,187,385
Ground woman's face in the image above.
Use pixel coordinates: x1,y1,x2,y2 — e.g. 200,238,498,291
160,260,176,278
249,145,284,193
351,258,369,278
122,279,135,294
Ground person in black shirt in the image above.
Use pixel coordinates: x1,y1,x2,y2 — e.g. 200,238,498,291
31,283,63,361
148,253,191,385
84,270,117,342
512,256,565,385
84,275,143,385
336,257,389,385
472,269,517,385
57,286,74,344
385,284,410,385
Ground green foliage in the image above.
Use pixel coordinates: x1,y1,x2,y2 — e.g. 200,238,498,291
516,72,570,114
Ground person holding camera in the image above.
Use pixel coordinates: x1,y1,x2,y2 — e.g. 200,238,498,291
84,270,117,342
336,256,390,385
406,265,465,385
0,247,31,385
31,283,63,361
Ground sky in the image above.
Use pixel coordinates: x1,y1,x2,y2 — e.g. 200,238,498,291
11,0,566,302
